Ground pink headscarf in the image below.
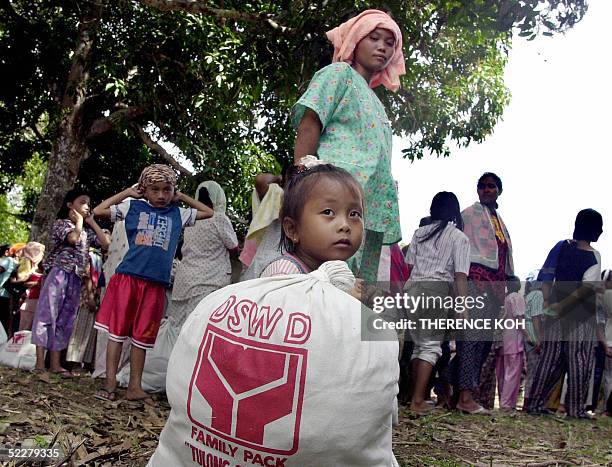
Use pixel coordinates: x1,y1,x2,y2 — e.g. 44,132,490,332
21,242,45,266
326,9,406,92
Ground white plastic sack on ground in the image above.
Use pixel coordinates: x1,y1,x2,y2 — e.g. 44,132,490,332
92,329,130,379
0,330,36,370
116,317,178,392
117,291,208,392
0,322,7,345
148,261,399,467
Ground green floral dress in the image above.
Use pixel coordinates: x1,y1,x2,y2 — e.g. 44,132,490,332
293,62,401,245
293,62,402,279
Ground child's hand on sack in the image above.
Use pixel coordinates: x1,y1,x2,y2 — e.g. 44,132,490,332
349,278,364,301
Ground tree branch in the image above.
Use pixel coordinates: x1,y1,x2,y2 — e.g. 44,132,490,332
132,124,193,176
29,123,45,143
87,106,148,139
136,0,295,33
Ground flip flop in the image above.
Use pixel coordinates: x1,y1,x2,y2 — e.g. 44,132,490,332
51,369,74,379
31,368,51,383
457,405,491,415
407,410,431,419
94,388,117,401
407,404,434,418
126,394,157,408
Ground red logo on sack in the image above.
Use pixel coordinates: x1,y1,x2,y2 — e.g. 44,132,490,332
187,325,307,455
12,333,25,345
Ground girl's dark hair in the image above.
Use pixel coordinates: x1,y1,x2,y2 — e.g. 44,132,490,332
478,172,503,194
573,208,603,242
280,164,364,253
419,191,463,244
506,275,521,294
198,187,214,209
57,188,89,218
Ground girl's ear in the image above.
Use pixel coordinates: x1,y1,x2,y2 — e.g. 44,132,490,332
282,217,299,245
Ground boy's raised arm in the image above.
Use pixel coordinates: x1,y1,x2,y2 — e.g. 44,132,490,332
174,191,214,220
93,187,142,218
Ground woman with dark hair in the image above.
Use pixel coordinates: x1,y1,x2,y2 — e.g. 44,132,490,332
527,209,603,418
404,192,470,415
293,10,406,282
452,172,515,414
32,189,109,378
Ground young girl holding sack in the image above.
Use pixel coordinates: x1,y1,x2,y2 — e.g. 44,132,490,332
148,166,400,467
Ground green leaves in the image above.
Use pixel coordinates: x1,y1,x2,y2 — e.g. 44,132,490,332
104,79,128,98
0,0,589,232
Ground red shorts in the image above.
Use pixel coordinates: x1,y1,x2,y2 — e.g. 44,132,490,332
94,273,165,349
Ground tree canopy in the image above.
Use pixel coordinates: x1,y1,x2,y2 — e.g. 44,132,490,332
0,0,587,243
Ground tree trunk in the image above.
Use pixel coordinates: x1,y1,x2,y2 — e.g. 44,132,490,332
29,118,90,246
29,3,104,247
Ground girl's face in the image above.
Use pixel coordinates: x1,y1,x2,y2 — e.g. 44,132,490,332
477,176,500,207
353,27,396,78
67,195,91,217
283,177,364,271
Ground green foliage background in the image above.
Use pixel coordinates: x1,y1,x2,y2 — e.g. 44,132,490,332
0,0,588,241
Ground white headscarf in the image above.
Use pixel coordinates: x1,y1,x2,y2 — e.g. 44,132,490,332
194,181,227,214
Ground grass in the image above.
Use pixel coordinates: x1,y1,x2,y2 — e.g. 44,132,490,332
0,366,610,466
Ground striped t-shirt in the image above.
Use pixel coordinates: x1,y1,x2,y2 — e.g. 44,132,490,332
260,254,311,278
406,222,470,282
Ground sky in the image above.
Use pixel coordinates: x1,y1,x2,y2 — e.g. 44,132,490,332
392,0,612,279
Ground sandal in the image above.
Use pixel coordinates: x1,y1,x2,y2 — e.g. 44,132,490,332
408,404,434,418
31,368,50,383
457,405,491,415
94,388,117,401
51,369,74,379
126,395,157,408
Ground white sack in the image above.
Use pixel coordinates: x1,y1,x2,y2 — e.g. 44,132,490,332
0,330,36,370
149,261,399,467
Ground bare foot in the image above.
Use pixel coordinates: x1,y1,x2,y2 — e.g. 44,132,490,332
126,387,150,401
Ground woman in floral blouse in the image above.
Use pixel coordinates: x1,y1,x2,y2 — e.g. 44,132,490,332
292,9,406,282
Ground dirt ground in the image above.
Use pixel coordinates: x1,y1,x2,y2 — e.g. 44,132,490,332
0,366,610,466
